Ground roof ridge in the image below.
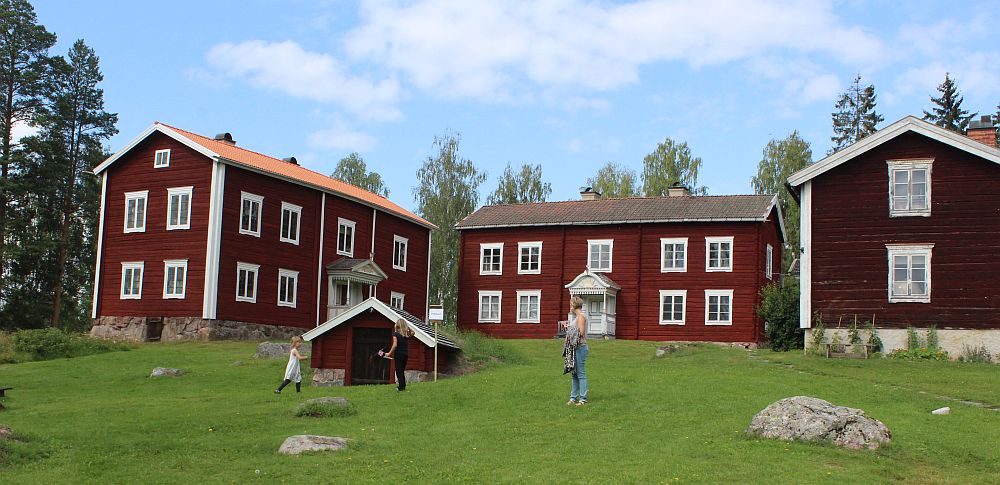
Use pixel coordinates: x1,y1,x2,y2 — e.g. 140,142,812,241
480,193,773,208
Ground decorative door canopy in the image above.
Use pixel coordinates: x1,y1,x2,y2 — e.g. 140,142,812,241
326,258,387,285
565,268,621,296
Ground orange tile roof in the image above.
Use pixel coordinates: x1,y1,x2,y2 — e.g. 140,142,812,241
157,122,435,229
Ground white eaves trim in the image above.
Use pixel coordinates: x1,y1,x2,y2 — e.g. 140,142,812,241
788,116,1000,187
302,297,438,348
93,123,217,174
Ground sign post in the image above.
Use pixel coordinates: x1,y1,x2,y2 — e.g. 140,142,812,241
428,304,444,382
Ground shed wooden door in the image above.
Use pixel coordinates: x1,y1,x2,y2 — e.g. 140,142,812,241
351,327,392,385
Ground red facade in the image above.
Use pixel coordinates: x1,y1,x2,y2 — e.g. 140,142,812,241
456,209,783,343
806,131,1000,329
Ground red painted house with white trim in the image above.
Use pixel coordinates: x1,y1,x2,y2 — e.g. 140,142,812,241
455,188,785,345
90,123,434,351
788,115,1000,355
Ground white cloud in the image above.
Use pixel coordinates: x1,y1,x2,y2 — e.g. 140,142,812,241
205,40,401,121
307,121,377,152
11,121,38,143
344,0,883,99
745,56,841,108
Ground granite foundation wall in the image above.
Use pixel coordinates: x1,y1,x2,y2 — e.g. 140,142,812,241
91,316,303,342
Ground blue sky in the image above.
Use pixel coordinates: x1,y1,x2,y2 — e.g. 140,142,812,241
26,0,1000,212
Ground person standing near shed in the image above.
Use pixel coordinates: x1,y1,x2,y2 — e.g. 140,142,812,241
386,319,413,391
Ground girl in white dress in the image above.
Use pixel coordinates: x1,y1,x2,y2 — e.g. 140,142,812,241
275,336,307,394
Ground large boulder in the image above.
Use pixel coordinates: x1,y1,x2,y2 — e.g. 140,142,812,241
150,367,184,378
278,435,348,455
746,396,891,450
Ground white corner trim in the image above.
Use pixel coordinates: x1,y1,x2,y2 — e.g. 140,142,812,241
371,208,377,258
91,173,108,318
315,193,326,326
799,181,812,328
425,229,432,322
202,162,225,319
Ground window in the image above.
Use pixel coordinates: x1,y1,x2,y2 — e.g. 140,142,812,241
163,259,187,299
154,149,170,168
280,202,302,245
765,244,774,280
480,243,503,275
887,159,932,217
516,290,541,323
120,262,144,299
239,192,263,237
277,269,298,308
393,235,408,271
236,262,260,303
478,291,501,323
706,237,733,272
588,239,613,272
390,291,405,310
659,290,686,325
337,218,355,256
660,238,688,272
887,244,933,303
518,242,542,274
166,187,193,230
705,290,734,325
124,190,148,233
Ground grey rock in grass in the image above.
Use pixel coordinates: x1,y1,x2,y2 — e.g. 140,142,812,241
255,341,310,359
150,367,185,378
278,435,348,455
932,407,951,415
295,397,350,412
746,396,891,450
655,345,679,358
0,425,14,440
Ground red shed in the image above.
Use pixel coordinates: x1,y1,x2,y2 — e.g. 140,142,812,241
303,297,459,386
789,115,1000,355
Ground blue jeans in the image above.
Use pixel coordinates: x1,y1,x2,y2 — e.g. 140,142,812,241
570,344,589,401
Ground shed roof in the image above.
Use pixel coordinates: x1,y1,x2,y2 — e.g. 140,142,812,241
93,122,435,229
302,297,459,349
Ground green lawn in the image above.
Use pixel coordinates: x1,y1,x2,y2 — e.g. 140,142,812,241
1,339,998,484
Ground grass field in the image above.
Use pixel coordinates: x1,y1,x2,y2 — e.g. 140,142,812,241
1,338,999,484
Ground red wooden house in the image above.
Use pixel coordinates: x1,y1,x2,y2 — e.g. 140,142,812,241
788,115,1000,355
455,188,785,345
90,122,446,384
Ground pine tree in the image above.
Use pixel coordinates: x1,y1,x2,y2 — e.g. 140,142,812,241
413,133,485,326
486,162,551,205
585,161,637,198
641,137,707,195
994,102,1000,146
751,131,812,271
330,152,389,197
923,73,976,133
830,74,883,154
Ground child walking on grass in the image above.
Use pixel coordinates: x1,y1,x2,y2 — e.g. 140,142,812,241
274,336,307,394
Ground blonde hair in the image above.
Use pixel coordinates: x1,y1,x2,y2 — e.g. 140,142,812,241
290,336,303,346
570,296,584,310
395,318,413,337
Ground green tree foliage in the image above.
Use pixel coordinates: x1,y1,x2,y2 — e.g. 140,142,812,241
757,281,802,351
830,74,883,154
641,137,707,196
751,131,811,271
330,152,389,197
485,162,551,205
586,161,637,198
0,0,56,307
994,103,1000,146
413,133,486,327
923,73,976,133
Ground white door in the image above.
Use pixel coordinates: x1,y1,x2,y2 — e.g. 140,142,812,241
587,298,604,334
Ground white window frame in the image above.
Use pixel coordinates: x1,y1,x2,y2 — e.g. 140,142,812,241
124,190,148,233
660,237,688,273
337,218,356,257
887,159,933,217
390,291,405,310
765,244,774,280
478,290,502,323
393,235,408,271
658,290,687,325
277,268,298,308
588,239,614,272
480,243,503,276
705,236,734,272
236,262,260,303
162,259,188,299
153,149,170,168
120,262,144,299
705,289,734,326
516,290,541,324
166,186,193,230
886,244,933,303
517,241,542,275
279,202,302,245
239,192,263,237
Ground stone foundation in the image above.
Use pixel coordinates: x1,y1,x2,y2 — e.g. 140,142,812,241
312,368,346,387
805,327,1000,360
90,316,304,342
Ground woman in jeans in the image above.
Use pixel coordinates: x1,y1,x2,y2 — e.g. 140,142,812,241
566,295,589,406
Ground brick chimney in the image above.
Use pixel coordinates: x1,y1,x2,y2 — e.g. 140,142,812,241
580,186,601,201
667,182,691,197
967,115,997,148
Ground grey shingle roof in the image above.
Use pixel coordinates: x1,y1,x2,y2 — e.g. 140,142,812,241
396,308,459,349
456,195,778,229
